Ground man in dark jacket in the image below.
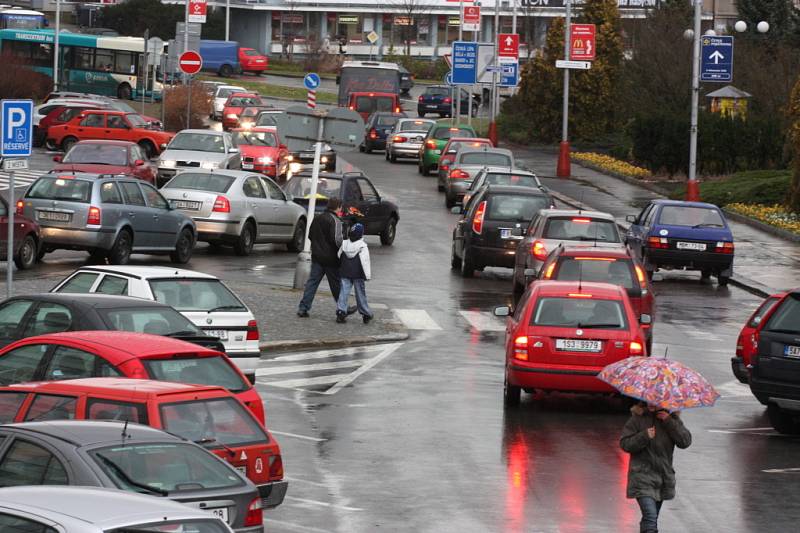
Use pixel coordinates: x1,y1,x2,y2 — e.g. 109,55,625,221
298,198,345,317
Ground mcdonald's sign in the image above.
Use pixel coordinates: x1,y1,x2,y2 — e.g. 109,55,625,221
569,24,596,61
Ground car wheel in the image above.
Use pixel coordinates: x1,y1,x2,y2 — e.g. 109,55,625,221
234,221,256,256
380,216,397,246
117,83,132,100
139,140,156,159
364,145,372,154
170,228,195,264
359,144,365,153
418,161,425,175
451,243,462,270
88,248,108,263
219,64,234,78
45,138,58,151
445,194,456,209
61,136,78,153
390,152,397,163
460,249,475,278
287,218,306,252
13,235,37,270
504,375,521,408
108,229,133,265
700,269,711,280
767,404,800,435
718,274,730,287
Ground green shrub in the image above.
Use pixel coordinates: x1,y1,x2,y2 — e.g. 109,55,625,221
668,170,791,206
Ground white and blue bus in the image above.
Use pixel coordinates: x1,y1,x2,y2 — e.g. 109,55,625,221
0,8,46,30
0,28,162,99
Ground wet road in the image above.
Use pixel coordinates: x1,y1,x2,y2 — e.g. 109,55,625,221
6,119,800,532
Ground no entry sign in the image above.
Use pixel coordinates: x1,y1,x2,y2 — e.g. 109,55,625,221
188,0,207,23
179,50,203,75
570,24,596,61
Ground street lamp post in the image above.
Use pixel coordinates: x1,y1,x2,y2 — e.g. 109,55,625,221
555,0,572,178
686,0,702,201
225,0,230,41
52,0,61,91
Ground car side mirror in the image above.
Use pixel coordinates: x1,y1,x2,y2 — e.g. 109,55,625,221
284,192,293,202
52,155,62,162
626,215,637,223
450,206,462,215
228,147,239,154
494,306,511,317
134,159,145,166
640,314,652,325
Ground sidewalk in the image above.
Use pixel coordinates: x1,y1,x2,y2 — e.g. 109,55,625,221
509,144,800,297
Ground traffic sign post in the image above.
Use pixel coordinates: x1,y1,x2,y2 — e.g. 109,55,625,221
304,73,321,109
1,99,33,297
569,24,596,61
178,51,202,129
700,35,733,82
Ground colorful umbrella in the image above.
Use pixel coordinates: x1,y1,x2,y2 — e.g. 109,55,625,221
598,357,720,411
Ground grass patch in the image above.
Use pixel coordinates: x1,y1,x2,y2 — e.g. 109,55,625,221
668,170,791,207
199,75,337,104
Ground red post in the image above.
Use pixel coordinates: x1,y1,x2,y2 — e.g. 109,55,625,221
488,120,498,147
556,141,571,178
686,180,700,202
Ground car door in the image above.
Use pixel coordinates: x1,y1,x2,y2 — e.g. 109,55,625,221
241,175,271,240
75,112,106,141
628,204,656,256
0,344,52,386
0,436,70,486
0,300,37,348
356,178,385,234
139,182,179,250
118,181,151,248
262,176,296,239
225,133,241,169
105,114,129,141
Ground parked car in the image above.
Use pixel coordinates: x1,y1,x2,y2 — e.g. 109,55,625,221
385,118,435,163
222,93,264,131
46,110,174,158
0,293,225,353
731,292,785,384
200,39,243,78
285,171,399,245
213,85,246,120
157,130,242,187
0,377,287,508
37,96,162,130
0,329,263,422
0,196,40,271
0,486,235,533
436,137,494,189
20,173,196,264
37,102,109,147
239,47,269,75
51,266,261,379
0,421,264,532
451,185,552,278
347,91,401,121
232,127,290,179
398,65,414,95
161,169,307,255
626,199,734,285
461,168,544,209
417,85,477,118
52,139,157,184
418,123,477,176
443,147,515,208
360,111,407,153
495,281,649,407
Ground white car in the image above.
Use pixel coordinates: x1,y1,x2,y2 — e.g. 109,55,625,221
0,486,234,532
213,85,247,120
51,265,261,380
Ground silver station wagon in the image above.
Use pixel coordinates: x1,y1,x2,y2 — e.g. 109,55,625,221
161,169,307,255
19,173,197,264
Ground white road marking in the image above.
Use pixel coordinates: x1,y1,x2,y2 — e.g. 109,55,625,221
285,476,329,487
268,346,371,363
284,496,364,512
763,467,800,474
266,373,354,389
256,359,366,376
458,310,506,332
394,309,442,330
269,430,327,443
326,342,402,395
0,170,42,190
715,380,753,398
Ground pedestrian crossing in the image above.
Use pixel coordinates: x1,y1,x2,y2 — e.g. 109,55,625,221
393,308,507,333
0,169,44,191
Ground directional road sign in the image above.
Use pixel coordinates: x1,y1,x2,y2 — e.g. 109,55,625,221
178,50,202,75
570,24,596,61
500,61,519,88
700,35,733,82
444,71,453,85
452,41,478,85
555,60,591,70
303,72,321,91
0,99,33,157
498,33,519,58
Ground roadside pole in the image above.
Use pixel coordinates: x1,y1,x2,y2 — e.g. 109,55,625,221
687,0,702,201
556,0,572,178
225,0,231,41
456,0,464,125
5,169,13,298
488,0,499,146
53,0,61,91
142,29,149,116
184,0,190,127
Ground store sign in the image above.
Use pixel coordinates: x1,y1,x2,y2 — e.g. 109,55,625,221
338,15,360,25
394,15,414,26
448,16,461,26
282,13,304,24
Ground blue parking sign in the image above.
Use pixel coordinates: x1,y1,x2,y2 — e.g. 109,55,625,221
1,99,33,157
500,61,519,88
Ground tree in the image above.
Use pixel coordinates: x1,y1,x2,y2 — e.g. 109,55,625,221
390,0,431,56
99,0,224,41
787,74,800,211
735,0,797,41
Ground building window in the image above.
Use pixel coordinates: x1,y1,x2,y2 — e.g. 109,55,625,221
437,15,462,45
336,14,363,44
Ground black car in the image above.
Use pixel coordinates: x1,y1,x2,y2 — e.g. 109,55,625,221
0,293,225,351
289,142,337,171
417,85,477,118
398,66,414,95
360,111,407,153
451,185,553,277
284,170,400,245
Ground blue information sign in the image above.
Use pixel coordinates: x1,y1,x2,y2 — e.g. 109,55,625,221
500,61,519,88
303,72,321,91
700,36,733,83
451,41,478,85
0,99,33,157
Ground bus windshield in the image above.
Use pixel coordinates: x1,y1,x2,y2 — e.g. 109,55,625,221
338,65,400,106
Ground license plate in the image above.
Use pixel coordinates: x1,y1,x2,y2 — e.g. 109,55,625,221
38,211,71,222
676,241,706,251
555,339,602,352
784,345,800,358
426,105,438,109
500,228,512,239
173,200,201,210
242,163,254,169
205,329,228,340
235,465,247,476
206,507,229,524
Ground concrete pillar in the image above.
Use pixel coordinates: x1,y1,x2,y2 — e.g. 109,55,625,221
264,11,273,56
430,14,438,58
375,14,383,59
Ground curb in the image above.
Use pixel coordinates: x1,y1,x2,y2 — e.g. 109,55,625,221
722,208,800,243
259,331,409,353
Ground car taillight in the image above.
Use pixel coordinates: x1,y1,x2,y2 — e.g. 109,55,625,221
15,200,23,215
543,262,556,279
443,97,452,104
472,200,486,234
629,341,643,355
269,454,284,479
715,241,734,254
349,105,355,110
572,217,591,223
369,128,378,139
513,336,528,361
418,95,423,102
449,169,470,180
532,240,547,260
393,135,407,143
87,206,101,225
244,497,263,527
394,106,401,113
246,319,260,341
751,331,759,352
213,195,230,213
647,236,669,249
426,140,437,149
568,293,593,298
634,264,647,288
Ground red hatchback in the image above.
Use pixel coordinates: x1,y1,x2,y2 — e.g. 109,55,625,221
233,127,289,178
222,93,263,131
0,331,265,423
52,140,158,185
732,292,787,384
496,281,648,406
0,378,287,509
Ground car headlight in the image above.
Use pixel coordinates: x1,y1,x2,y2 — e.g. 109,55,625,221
320,156,329,163
160,160,176,168
226,113,238,119
286,155,294,162
201,161,220,169
289,162,303,173
257,156,274,164
241,122,253,130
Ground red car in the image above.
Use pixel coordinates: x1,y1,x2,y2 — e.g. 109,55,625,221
38,103,108,148
732,292,787,385
47,110,174,158
0,331,265,423
0,196,40,270
0,377,287,508
233,127,289,179
496,281,648,406
436,137,493,180
222,93,264,131
52,140,158,185
239,48,269,75
347,92,402,122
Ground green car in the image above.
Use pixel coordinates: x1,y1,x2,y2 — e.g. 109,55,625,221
418,123,477,176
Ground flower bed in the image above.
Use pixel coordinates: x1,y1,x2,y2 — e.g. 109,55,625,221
726,203,800,235
572,152,652,180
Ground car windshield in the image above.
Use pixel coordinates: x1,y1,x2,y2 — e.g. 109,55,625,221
142,356,249,393
460,152,512,166
107,520,230,533
99,306,205,336
531,297,629,329
63,144,128,166
657,205,726,227
168,133,225,153
233,131,277,147
217,87,244,99
229,96,261,107
433,127,474,140
149,279,247,312
553,258,636,289
487,195,550,222
764,294,800,334
399,120,432,132
126,114,147,127
256,113,278,126
543,217,622,243
91,442,243,493
285,176,342,199
376,115,401,127
427,87,449,96
27,177,92,203
161,397,269,447
484,173,540,188
164,172,235,193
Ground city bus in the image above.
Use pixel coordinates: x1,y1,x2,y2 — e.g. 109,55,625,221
337,60,401,107
0,8,46,30
0,28,162,100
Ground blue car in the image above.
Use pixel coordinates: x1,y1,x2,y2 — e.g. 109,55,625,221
625,200,734,285
360,111,407,153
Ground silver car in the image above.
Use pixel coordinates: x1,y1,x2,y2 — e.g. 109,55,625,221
0,486,234,533
20,173,197,264
158,129,242,187
385,118,435,163
161,169,307,255
461,167,545,209
444,147,515,208
213,84,246,120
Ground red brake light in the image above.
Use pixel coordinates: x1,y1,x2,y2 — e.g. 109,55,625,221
450,169,470,180
443,97,452,104
568,293,593,298
532,240,547,260
394,106,401,113
418,95,423,102
213,195,231,213
715,241,734,254
574,257,615,261
647,236,668,249
472,200,487,234
634,265,647,288
269,454,284,479
513,335,528,361
349,105,355,110
244,497,263,527
571,217,591,224
15,200,23,215
246,319,260,341
751,331,759,353
629,341,643,355
393,135,407,143
369,128,378,139
426,140,437,149
87,206,101,225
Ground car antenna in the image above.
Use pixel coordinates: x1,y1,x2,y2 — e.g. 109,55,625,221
578,259,583,293
121,419,130,442
578,190,584,215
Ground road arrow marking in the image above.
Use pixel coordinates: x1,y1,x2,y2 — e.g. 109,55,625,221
709,50,724,64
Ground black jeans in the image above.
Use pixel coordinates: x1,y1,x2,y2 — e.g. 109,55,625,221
636,497,663,533
298,262,341,313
